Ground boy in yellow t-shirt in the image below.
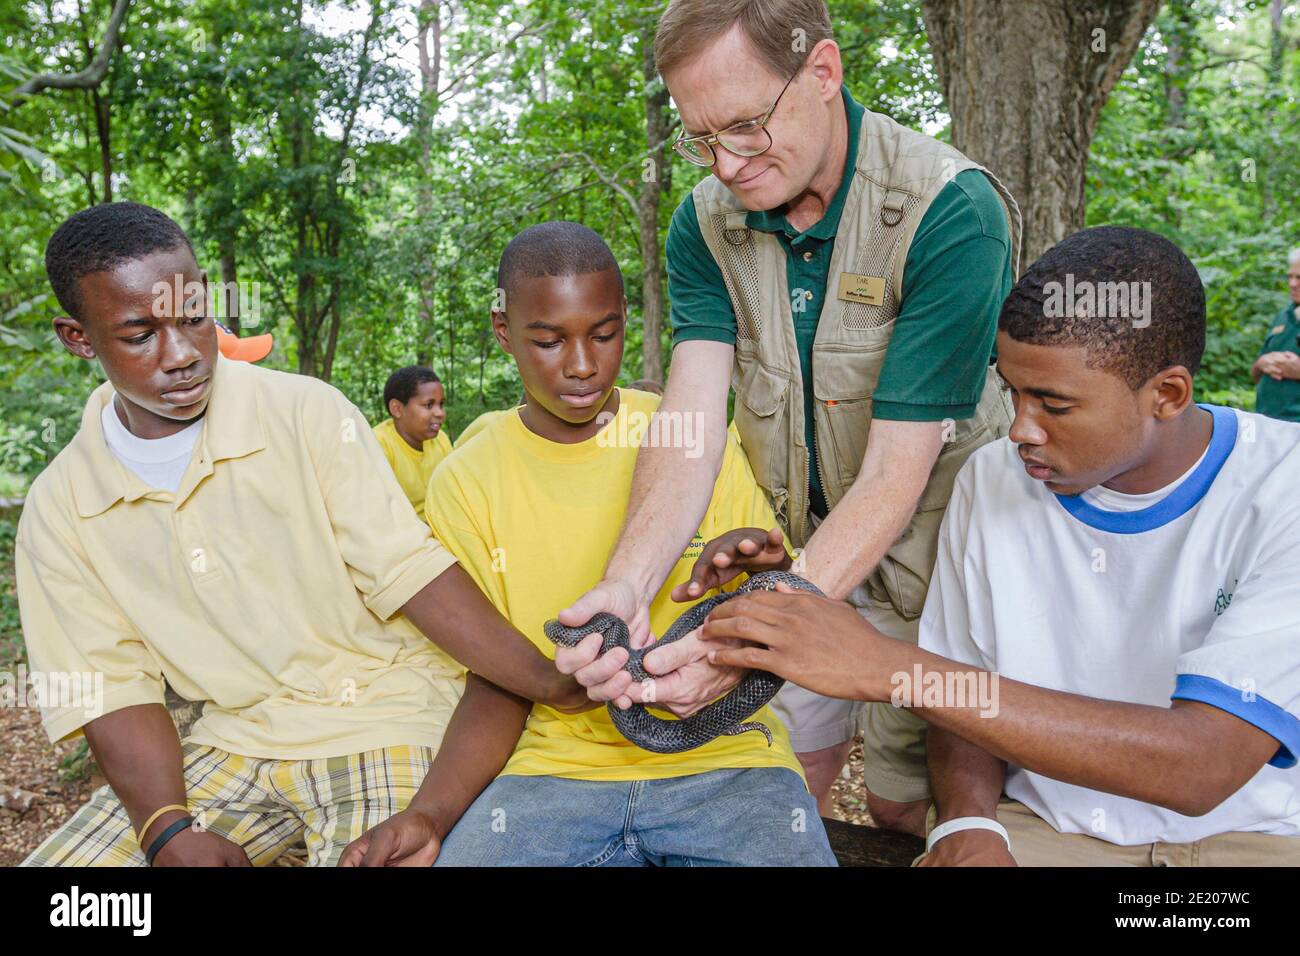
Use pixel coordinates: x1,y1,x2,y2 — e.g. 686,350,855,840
372,365,452,513
355,221,835,866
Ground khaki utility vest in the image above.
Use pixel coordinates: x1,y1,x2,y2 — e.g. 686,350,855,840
693,107,1023,619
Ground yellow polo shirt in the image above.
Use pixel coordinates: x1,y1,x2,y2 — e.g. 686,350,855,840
425,389,802,782
372,418,452,514
16,355,464,759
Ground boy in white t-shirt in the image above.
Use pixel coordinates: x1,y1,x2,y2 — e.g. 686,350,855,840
698,226,1300,866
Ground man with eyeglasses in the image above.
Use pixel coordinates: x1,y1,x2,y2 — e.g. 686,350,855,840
554,0,1021,837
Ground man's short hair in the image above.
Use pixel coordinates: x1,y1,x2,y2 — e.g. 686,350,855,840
45,202,195,321
496,221,622,301
655,0,833,79
384,366,440,409
1287,247,1300,268
998,226,1206,389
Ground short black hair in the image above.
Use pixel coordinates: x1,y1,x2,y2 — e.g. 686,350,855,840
496,220,623,302
384,366,441,409
999,226,1205,388
44,202,196,321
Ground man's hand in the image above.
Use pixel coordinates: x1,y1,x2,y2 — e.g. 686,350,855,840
917,829,1016,867
553,578,655,707
670,526,792,603
700,582,902,700
152,826,253,867
339,807,443,867
1256,351,1300,381
622,628,748,717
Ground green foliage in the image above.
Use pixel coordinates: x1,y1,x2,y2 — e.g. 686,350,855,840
1087,0,1298,405
0,0,1294,505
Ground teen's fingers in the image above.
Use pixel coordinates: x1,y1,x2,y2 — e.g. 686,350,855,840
700,611,785,650
706,644,775,671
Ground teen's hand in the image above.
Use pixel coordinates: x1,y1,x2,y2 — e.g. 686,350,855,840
917,829,1017,867
699,582,902,701
338,808,443,867
151,826,253,867
670,526,792,603
554,578,655,707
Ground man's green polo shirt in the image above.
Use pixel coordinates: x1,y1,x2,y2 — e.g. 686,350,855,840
667,86,1012,515
1256,303,1300,422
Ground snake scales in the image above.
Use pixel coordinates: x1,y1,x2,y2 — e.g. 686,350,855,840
543,570,822,754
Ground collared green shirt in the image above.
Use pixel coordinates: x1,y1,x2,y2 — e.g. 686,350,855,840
1256,303,1300,422
667,86,1012,514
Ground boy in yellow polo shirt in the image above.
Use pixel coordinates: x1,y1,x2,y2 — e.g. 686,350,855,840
18,203,584,867
372,366,453,513
348,221,835,866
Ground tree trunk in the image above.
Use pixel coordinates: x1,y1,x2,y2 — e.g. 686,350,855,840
922,0,1162,268
638,37,669,384
415,0,442,367
211,20,241,331
90,87,112,202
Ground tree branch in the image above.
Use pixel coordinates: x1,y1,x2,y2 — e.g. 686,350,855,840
12,0,131,100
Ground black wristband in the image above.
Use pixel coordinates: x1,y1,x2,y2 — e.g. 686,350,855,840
145,816,193,866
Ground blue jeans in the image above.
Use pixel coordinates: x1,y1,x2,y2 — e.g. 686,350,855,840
434,767,837,867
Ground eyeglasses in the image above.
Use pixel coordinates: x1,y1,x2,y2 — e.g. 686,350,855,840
672,63,804,168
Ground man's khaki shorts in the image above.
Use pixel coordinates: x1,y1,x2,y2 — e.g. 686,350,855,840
919,800,1300,866
770,583,931,803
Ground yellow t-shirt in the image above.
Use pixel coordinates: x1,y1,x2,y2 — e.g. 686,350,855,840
453,409,512,449
373,418,452,513
425,389,802,782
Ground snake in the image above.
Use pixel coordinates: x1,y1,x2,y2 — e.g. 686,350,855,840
543,570,822,754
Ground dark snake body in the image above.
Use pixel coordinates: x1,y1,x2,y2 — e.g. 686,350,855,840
544,570,822,754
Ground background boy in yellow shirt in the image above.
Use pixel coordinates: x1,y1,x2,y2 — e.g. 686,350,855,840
347,221,835,866
372,365,452,513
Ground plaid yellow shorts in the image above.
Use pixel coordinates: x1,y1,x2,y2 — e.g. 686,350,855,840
22,742,434,867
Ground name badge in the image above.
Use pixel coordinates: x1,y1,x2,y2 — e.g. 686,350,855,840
1271,324,1286,337
837,272,886,306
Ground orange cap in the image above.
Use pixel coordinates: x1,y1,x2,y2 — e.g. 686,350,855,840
216,323,273,363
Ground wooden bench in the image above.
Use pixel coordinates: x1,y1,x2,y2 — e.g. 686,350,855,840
822,817,925,867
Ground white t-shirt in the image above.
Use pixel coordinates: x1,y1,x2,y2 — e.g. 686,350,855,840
100,396,203,493
920,405,1300,845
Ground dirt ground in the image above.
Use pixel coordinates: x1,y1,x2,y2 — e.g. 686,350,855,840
1,699,873,865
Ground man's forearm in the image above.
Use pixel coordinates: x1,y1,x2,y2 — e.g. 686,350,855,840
406,674,531,838
928,725,1006,822
83,703,189,845
604,350,730,598
606,433,726,596
801,419,943,600
863,642,1274,816
402,565,574,705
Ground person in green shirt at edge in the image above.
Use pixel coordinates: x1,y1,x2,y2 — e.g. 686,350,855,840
1252,248,1300,423
555,0,1021,837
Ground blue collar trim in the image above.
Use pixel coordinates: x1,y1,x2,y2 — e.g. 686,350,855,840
1053,405,1237,534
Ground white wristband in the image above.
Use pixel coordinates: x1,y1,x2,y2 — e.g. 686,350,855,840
925,816,1011,855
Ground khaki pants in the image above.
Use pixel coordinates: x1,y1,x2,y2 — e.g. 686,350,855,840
934,800,1300,867
771,582,931,803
